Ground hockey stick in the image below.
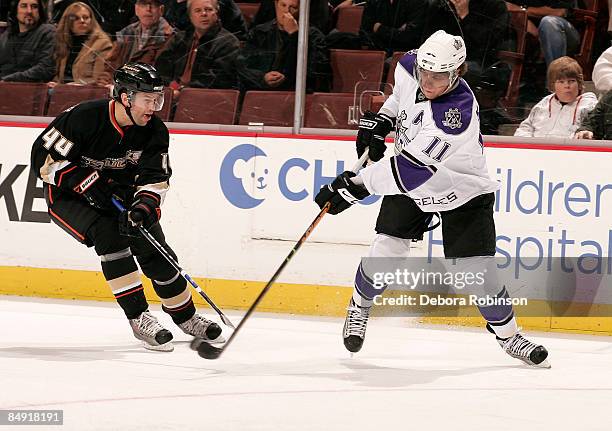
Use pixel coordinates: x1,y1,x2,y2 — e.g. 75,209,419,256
111,197,236,329
191,151,370,359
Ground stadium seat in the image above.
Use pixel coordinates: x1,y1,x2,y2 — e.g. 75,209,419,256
304,92,372,129
329,49,386,93
0,82,48,116
237,2,261,27
497,8,529,120
46,85,109,116
334,5,364,34
239,91,295,126
385,51,405,94
572,0,600,80
173,88,240,124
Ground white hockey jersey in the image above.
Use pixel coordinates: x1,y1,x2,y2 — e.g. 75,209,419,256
357,51,500,212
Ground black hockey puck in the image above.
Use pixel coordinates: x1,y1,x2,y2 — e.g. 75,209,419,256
190,338,223,360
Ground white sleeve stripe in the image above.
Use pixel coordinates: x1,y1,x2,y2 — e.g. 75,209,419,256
136,182,169,205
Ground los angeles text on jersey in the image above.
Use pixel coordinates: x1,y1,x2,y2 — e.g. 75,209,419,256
412,191,457,207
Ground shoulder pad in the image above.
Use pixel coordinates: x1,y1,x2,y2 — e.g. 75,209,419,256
430,80,474,135
398,50,418,78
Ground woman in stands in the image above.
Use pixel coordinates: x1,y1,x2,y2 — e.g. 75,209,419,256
514,56,597,138
50,1,112,86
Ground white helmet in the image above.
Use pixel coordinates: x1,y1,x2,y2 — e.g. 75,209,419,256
416,30,466,95
417,30,466,72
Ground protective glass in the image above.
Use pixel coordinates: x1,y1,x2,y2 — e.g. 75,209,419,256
130,91,164,112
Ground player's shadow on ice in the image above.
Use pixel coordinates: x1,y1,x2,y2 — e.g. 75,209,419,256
321,359,515,388
0,344,161,362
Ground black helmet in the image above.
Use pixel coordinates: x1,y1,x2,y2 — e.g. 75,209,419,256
112,63,164,100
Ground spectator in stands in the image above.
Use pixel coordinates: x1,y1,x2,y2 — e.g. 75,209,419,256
0,0,56,82
52,1,136,38
237,0,330,92
423,0,511,134
98,0,174,85
252,0,330,33
50,1,112,85
593,46,612,92
507,1,580,67
575,92,612,140
358,0,429,54
155,0,240,96
515,57,596,137
164,0,248,39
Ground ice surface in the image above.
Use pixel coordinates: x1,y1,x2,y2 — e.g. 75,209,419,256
1,296,611,431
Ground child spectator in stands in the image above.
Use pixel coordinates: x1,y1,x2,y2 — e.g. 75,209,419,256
155,0,240,97
98,0,174,86
0,0,56,82
50,1,112,86
514,56,597,138
237,0,330,92
164,0,248,39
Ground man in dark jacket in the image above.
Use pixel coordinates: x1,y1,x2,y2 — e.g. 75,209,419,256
252,0,330,33
0,0,55,82
164,0,248,39
359,0,430,54
98,0,174,85
575,92,612,140
155,0,240,93
237,0,330,92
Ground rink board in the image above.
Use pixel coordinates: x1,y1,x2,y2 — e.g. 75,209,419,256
1,123,612,335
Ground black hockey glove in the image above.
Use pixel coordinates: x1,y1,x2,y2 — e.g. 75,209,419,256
356,111,395,162
129,191,161,230
314,171,370,215
56,167,117,211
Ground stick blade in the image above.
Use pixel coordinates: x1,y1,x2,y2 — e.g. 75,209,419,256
190,338,224,360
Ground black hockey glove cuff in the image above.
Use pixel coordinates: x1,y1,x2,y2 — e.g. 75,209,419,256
55,166,116,210
356,111,395,163
129,191,161,230
314,171,370,215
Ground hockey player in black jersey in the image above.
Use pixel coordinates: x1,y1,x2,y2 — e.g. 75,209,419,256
315,31,550,367
31,63,222,351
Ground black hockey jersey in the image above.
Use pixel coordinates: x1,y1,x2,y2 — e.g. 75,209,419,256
31,99,171,204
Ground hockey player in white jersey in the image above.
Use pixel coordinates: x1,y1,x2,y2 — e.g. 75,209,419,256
315,31,550,368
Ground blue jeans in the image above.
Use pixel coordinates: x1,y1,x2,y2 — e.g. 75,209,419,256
538,16,581,66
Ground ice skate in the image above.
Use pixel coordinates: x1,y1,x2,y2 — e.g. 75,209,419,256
130,310,174,352
488,324,550,368
343,299,371,353
178,313,223,342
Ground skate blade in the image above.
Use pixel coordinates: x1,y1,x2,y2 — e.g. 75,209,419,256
142,340,174,352
528,358,551,369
